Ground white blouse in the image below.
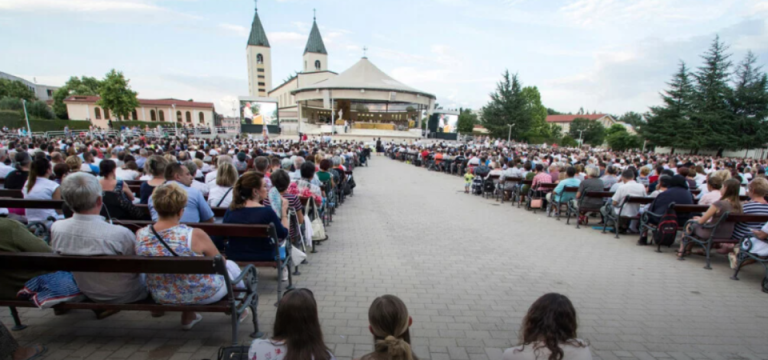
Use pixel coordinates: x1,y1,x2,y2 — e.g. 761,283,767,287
22,177,60,223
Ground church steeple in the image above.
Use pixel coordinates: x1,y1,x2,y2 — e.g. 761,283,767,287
303,9,328,72
246,0,272,96
247,1,270,48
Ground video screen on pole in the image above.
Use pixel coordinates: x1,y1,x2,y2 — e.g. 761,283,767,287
439,114,458,133
240,100,278,125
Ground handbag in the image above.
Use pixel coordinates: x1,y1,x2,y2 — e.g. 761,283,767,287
305,200,327,242
217,346,250,360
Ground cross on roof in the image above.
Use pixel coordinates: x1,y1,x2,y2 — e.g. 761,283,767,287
363,46,368,58
313,8,316,21
254,0,257,11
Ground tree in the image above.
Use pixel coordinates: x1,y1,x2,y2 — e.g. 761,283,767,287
457,108,477,133
569,118,606,146
97,69,139,120
618,111,644,127
52,76,102,119
691,35,734,155
560,135,579,147
546,108,562,115
405,105,416,112
25,100,55,120
0,79,36,101
728,51,768,150
607,129,642,151
644,61,695,152
480,70,532,139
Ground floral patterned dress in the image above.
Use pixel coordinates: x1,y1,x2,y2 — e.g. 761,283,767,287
135,225,225,304
288,179,323,206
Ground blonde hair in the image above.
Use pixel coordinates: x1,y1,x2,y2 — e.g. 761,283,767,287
163,154,177,164
65,155,82,172
192,159,204,172
749,177,768,197
363,295,415,360
216,162,239,187
640,167,650,176
152,183,187,218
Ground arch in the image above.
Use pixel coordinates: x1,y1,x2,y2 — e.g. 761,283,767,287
315,60,321,70
185,111,191,123
256,53,264,65
94,107,101,120
176,110,182,122
132,110,138,120
198,112,204,124
150,109,156,121
159,110,165,121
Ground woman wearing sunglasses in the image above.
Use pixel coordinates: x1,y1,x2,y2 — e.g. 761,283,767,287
248,288,336,360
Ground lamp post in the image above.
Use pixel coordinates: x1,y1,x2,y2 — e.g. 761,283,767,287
21,99,31,136
506,124,515,143
172,104,177,136
577,129,585,146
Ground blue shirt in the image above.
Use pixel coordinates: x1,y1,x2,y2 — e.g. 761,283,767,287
222,207,289,261
148,181,214,223
553,177,581,203
136,156,147,170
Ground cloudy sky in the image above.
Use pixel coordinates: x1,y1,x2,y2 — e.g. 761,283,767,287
2,0,767,117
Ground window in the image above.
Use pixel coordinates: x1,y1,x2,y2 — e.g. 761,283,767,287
104,108,110,119
95,108,101,120
315,60,321,70
256,53,264,65
159,110,165,121
132,110,138,120
257,68,265,73
47,89,53,97
258,75,265,79
185,111,191,123
258,82,265,86
199,112,204,124
176,110,182,122
150,110,156,121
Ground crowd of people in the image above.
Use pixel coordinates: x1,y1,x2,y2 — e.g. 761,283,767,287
386,138,768,276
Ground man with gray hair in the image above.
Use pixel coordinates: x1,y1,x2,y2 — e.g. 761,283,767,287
136,148,148,170
51,172,148,305
290,156,305,181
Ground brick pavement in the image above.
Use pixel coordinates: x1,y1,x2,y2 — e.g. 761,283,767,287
4,156,768,360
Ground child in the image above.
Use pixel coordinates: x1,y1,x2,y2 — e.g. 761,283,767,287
464,168,474,194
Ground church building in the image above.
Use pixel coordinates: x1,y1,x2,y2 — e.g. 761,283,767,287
245,5,338,122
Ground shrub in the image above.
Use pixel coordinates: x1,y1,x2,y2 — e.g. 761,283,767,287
0,110,90,132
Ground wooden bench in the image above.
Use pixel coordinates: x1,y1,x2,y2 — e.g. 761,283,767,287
603,196,655,238
548,186,579,220
680,213,768,269
566,191,614,228
114,220,295,302
639,203,709,252
0,199,229,221
0,252,262,344
516,180,533,208
482,174,500,199
0,188,23,199
524,183,557,214
497,177,522,204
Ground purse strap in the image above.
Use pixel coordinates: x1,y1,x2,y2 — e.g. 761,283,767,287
217,187,233,207
149,225,179,257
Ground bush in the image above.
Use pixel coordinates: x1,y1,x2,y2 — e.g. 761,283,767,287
25,100,55,120
0,97,23,111
559,135,579,148
0,110,91,132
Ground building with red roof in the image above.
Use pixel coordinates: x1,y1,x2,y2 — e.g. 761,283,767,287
64,95,215,129
545,114,632,134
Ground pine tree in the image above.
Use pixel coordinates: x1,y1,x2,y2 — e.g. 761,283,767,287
729,51,768,150
480,70,532,139
644,61,694,152
691,35,734,155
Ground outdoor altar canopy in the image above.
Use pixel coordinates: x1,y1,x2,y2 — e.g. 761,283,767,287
291,57,436,133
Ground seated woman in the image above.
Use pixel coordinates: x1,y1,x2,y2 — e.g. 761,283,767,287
139,156,168,205
248,288,335,360
115,156,141,181
288,162,323,206
503,293,592,360
317,159,335,188
264,170,304,242
359,294,417,360
99,160,148,221
207,162,238,208
679,178,742,257
135,183,247,329
222,172,290,264
65,155,82,174
722,177,768,254
22,158,62,225
53,163,70,185
5,151,31,190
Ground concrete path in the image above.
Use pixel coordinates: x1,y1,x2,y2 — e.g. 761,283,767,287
5,156,768,360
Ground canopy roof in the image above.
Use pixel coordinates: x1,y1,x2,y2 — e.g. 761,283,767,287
291,57,436,100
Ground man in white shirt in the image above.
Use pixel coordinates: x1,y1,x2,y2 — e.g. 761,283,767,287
609,169,647,232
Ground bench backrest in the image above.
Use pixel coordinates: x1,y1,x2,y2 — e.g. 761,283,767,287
672,204,709,213
0,189,23,199
561,186,579,193
0,251,226,275
725,214,768,223
536,183,557,190
0,199,228,218
623,196,654,205
113,220,275,238
583,191,614,198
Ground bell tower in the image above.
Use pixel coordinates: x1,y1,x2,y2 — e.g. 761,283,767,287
303,9,328,73
246,0,271,96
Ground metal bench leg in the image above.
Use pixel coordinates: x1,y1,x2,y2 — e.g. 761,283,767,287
704,241,713,270
249,293,264,339
230,309,239,345
9,307,26,331
730,250,750,280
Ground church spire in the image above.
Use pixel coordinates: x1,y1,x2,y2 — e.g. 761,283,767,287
247,0,270,48
303,10,327,55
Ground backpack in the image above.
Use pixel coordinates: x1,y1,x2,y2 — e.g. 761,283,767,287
653,205,678,249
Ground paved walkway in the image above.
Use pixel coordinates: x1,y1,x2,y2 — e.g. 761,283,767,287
6,157,768,360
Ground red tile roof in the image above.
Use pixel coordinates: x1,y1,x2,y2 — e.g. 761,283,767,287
546,114,606,123
64,96,214,109
473,124,486,129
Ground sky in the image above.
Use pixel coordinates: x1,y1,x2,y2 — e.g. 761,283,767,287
1,0,768,117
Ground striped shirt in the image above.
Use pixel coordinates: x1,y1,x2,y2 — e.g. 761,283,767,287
732,202,768,240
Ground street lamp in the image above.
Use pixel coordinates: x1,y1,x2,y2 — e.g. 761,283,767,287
21,99,31,136
172,104,177,136
506,124,515,143
577,129,584,146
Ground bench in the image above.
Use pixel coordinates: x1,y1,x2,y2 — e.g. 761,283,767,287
0,252,262,344
639,203,709,252
603,196,654,238
566,191,614,228
731,232,768,293
547,186,579,220
0,199,229,221
497,177,522,204
516,180,533,208
114,220,295,302
524,183,556,214
482,174,500,199
680,213,768,269
0,188,23,199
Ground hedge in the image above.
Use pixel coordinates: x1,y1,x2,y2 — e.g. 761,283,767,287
70,119,195,129
0,110,91,132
